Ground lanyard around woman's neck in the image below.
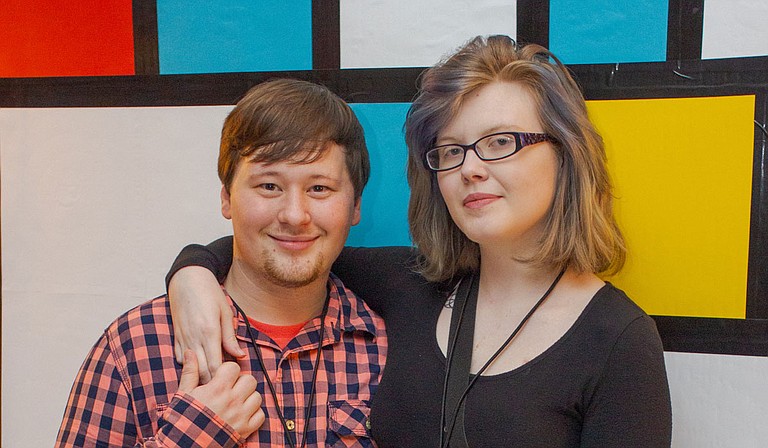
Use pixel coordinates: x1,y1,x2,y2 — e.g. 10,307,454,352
439,269,566,448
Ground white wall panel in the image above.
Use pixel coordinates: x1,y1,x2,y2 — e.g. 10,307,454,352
340,0,517,68
702,0,768,59
666,352,768,447
1,106,233,446
3,106,767,446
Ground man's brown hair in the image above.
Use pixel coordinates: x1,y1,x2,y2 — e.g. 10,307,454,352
219,78,370,198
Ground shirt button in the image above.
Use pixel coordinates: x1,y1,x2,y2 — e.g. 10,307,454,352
365,419,372,430
285,419,296,431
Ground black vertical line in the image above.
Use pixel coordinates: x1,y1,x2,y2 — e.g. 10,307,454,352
133,0,160,75
666,0,704,61
747,91,768,319
516,0,549,48
312,0,340,70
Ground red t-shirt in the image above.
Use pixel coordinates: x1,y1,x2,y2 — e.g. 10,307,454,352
247,317,308,349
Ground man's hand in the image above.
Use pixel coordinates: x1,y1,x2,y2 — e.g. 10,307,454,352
178,350,265,439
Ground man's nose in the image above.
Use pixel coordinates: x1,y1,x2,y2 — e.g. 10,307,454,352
277,191,312,226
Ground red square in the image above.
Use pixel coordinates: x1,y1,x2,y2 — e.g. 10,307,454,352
0,0,135,78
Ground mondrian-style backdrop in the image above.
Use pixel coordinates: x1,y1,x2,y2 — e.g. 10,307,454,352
2,1,767,446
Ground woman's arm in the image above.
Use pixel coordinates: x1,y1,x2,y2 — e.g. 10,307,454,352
331,246,421,316
581,315,672,447
169,265,242,383
166,236,233,287
167,236,238,383
167,237,418,380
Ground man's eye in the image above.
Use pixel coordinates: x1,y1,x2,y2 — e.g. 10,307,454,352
311,185,328,193
260,183,278,191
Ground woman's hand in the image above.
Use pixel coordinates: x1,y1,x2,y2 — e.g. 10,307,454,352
169,266,245,383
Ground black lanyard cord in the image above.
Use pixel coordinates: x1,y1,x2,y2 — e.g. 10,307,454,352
231,293,330,448
439,275,476,448
440,268,566,448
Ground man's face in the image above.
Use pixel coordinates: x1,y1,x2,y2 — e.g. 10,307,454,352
221,143,361,289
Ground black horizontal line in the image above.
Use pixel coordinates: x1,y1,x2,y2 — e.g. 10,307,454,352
0,68,423,108
653,316,768,356
4,57,768,108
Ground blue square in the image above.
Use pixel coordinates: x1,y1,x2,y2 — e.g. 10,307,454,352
549,0,668,64
157,0,312,74
347,103,412,247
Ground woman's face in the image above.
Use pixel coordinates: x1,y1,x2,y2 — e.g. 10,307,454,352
435,81,559,255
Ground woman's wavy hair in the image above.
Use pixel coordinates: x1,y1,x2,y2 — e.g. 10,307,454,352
406,35,625,282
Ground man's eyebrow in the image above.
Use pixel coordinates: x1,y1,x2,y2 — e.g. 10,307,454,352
246,171,341,182
307,174,340,181
249,170,280,177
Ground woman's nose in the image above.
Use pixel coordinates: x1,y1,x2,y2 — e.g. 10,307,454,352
460,148,489,182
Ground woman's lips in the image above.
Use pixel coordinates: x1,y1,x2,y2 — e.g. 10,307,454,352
463,193,500,209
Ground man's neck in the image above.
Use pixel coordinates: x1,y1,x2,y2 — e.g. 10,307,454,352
223,262,329,326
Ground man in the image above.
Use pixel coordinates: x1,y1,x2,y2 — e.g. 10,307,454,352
56,79,387,447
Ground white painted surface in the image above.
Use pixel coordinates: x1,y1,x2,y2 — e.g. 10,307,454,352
702,0,768,59
1,106,233,446
666,352,768,447
2,107,768,447
339,0,517,68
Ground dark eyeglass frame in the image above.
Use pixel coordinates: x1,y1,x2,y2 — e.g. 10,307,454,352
424,131,555,172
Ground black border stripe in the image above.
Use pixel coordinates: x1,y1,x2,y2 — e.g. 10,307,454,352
312,0,340,70
516,0,549,48
7,57,768,107
666,0,704,61
132,0,160,75
747,91,768,318
654,316,768,356
0,68,423,107
569,56,768,100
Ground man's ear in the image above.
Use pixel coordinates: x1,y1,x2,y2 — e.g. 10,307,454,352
351,196,362,226
221,185,232,220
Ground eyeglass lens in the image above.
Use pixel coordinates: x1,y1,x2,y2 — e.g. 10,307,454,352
428,133,520,171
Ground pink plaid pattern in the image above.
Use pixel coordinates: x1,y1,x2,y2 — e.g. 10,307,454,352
56,273,386,447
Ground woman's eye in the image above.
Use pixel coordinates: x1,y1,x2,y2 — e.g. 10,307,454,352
441,146,463,158
490,137,513,147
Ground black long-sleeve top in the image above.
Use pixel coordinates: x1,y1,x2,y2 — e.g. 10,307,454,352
169,239,672,448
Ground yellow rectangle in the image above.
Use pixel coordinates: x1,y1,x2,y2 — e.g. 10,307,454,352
587,95,754,318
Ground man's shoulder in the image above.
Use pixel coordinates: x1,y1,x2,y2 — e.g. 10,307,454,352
106,294,172,333
103,295,175,360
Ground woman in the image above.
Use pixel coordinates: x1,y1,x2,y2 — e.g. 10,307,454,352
167,36,672,447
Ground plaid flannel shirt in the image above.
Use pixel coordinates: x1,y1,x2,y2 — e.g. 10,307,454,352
56,273,387,447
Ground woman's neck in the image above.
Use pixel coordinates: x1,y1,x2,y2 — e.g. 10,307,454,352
477,245,562,304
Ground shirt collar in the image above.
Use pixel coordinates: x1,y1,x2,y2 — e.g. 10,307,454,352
228,272,378,351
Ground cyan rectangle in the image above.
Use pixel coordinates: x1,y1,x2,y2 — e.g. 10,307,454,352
347,103,412,247
549,0,668,64
157,0,312,74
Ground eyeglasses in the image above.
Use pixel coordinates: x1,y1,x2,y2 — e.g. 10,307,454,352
424,131,555,172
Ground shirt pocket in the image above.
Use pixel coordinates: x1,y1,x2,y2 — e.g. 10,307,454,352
327,399,375,447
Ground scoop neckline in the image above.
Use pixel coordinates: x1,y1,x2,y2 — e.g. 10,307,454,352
429,281,613,381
